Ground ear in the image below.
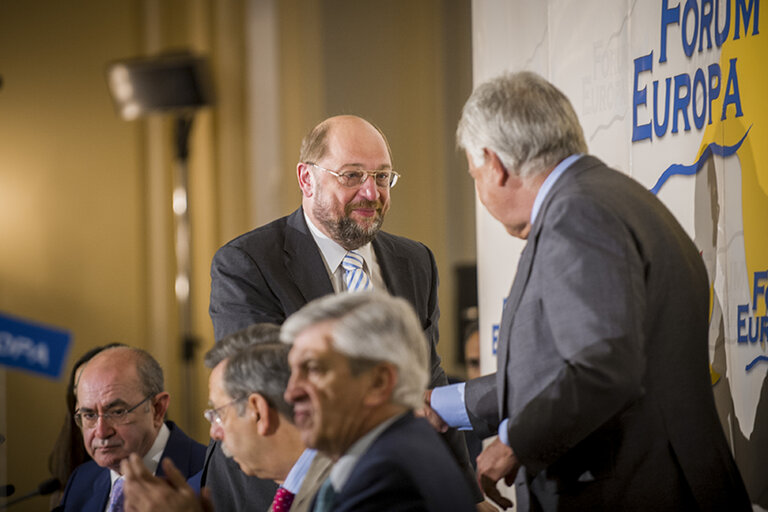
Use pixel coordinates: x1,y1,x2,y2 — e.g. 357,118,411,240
249,393,276,436
362,363,397,408
151,392,170,427
484,149,510,187
297,162,314,198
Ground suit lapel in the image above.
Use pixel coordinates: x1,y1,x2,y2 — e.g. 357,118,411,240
496,240,536,418
90,470,112,512
284,209,335,304
372,236,412,301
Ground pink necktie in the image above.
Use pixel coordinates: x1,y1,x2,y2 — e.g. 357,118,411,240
271,486,295,512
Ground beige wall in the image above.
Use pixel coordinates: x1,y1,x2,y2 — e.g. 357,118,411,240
0,1,473,507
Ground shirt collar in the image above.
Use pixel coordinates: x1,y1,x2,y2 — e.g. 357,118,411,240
303,210,374,274
328,413,405,492
282,448,317,494
530,154,583,225
109,422,170,485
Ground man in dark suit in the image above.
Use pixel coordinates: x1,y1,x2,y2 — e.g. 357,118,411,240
281,291,476,512
207,114,478,508
427,71,751,510
58,346,206,512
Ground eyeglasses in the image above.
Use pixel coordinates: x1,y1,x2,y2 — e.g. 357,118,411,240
308,163,400,189
74,395,153,429
203,397,245,426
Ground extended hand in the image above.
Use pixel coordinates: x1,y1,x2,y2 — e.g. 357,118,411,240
414,389,448,433
475,438,520,510
121,454,213,512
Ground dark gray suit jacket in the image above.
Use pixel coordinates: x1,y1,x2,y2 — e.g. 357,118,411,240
466,156,750,511
208,208,479,507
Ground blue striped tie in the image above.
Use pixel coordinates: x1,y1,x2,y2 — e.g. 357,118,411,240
342,251,372,292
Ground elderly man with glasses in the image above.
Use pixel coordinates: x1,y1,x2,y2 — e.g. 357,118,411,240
207,114,481,509
57,346,205,512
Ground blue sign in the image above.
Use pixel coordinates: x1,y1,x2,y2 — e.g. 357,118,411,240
0,312,72,379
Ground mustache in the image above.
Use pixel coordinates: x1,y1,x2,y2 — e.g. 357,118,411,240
345,200,381,213
91,439,122,449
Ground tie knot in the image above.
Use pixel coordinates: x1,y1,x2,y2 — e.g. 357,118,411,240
341,251,365,271
341,251,371,292
272,486,295,512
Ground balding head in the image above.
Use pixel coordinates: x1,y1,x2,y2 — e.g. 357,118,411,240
74,346,169,473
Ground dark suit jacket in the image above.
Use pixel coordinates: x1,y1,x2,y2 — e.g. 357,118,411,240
465,156,750,511
314,414,476,512
59,421,206,512
207,208,479,507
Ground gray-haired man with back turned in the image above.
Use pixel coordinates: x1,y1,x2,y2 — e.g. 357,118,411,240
426,71,750,511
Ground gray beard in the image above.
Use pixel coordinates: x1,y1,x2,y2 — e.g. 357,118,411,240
314,204,384,250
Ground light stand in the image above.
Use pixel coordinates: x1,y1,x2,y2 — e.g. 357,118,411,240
106,51,213,429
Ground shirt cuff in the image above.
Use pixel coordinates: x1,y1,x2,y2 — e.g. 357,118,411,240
430,382,473,430
498,418,510,446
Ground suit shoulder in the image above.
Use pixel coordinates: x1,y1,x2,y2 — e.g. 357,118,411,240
375,231,433,257
218,214,293,252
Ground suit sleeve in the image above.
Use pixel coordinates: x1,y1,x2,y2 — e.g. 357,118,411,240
422,244,446,389
209,243,287,341
505,195,646,472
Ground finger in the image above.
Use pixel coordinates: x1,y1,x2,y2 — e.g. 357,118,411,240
481,476,513,510
200,488,215,512
161,458,188,490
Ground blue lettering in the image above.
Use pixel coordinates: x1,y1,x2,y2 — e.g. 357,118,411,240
660,0,681,63
682,0,700,56
707,63,721,124
735,0,760,39
753,271,768,311
653,77,673,137
738,304,749,343
721,58,743,120
692,68,707,129
633,52,653,141
748,316,760,343
762,316,768,343
672,73,692,133
715,0,731,45
699,0,714,51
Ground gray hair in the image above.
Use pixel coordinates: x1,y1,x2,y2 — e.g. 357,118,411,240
134,348,164,396
280,291,429,410
457,71,587,178
224,343,294,420
204,323,282,368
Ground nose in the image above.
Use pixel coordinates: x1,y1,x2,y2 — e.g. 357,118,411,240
357,174,380,201
284,374,303,404
93,415,114,438
210,421,224,441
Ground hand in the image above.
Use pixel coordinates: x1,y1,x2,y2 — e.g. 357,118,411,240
414,389,448,433
121,454,214,512
475,438,519,510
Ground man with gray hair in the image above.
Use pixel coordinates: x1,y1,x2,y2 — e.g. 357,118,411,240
282,291,476,512
426,71,750,510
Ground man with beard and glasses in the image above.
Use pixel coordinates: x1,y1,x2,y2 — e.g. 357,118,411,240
207,114,481,509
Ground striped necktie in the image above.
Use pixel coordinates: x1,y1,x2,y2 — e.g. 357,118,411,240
107,477,124,512
341,250,372,292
